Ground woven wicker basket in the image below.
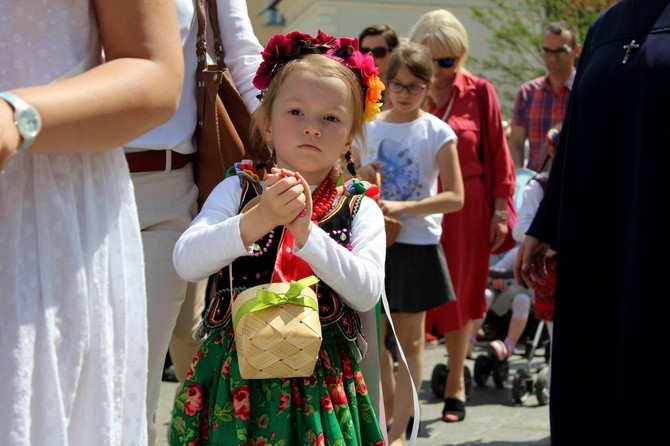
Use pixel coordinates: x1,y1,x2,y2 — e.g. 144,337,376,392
232,281,322,379
384,216,403,247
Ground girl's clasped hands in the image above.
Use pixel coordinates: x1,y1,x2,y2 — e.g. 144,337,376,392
258,167,314,244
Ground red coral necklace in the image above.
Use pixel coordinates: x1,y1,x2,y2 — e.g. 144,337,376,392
311,176,337,221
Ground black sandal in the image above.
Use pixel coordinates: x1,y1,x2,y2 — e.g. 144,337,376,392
442,397,466,422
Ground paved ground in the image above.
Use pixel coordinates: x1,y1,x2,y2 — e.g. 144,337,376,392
157,340,551,445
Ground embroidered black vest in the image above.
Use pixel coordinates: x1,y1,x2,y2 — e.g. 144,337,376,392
199,177,366,345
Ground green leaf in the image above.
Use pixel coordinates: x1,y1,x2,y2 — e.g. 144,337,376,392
470,0,618,117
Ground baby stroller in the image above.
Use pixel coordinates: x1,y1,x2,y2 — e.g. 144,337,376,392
470,265,550,405
428,272,546,401
429,167,542,400
511,320,550,406
474,267,543,388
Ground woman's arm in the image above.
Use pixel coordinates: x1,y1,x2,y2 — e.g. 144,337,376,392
482,80,516,200
0,0,183,163
217,0,264,111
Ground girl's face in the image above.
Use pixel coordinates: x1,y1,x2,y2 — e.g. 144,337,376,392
387,65,428,115
263,69,354,185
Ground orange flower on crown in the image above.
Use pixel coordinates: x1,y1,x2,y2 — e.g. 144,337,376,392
364,75,385,122
253,30,384,123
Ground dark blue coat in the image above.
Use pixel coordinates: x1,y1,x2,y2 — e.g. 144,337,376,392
528,1,670,443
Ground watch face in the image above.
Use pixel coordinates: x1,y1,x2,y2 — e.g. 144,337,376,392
18,108,42,138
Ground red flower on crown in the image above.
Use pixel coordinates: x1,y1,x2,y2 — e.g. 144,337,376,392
253,30,384,122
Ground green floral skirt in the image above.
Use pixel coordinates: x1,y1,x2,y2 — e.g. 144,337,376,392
170,325,385,446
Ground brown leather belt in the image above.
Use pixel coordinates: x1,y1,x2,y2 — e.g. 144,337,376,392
125,150,192,173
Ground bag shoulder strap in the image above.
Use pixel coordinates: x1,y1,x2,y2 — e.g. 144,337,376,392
195,0,227,128
195,0,227,72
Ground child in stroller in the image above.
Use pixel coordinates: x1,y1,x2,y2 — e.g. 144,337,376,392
478,245,532,360
470,245,535,388
468,160,551,394
507,124,561,405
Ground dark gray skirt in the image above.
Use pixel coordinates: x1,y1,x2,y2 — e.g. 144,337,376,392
385,242,456,313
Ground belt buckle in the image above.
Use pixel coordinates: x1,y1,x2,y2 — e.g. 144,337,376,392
164,149,172,173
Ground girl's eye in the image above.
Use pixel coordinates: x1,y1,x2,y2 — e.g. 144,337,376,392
288,109,301,116
325,115,340,123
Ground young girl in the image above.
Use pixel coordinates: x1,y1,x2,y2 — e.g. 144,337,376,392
170,31,387,445
358,41,464,446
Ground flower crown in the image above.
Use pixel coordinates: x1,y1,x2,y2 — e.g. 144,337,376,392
253,30,385,123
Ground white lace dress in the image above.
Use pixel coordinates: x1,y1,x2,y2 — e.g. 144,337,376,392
0,2,148,445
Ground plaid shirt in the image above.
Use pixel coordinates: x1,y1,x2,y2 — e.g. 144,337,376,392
512,70,575,171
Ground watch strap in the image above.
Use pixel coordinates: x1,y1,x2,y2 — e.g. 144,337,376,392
494,209,509,221
0,91,40,151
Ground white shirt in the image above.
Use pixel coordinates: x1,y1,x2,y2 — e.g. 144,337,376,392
124,0,263,154
513,172,548,242
360,113,457,244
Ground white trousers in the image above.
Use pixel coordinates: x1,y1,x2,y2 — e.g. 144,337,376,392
131,163,205,445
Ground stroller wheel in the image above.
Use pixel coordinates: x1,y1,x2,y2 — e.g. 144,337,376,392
431,363,448,398
464,365,473,397
473,355,492,386
492,359,509,388
535,367,550,406
430,363,473,398
512,369,532,404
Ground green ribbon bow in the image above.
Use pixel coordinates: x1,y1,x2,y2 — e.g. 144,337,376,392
233,276,319,329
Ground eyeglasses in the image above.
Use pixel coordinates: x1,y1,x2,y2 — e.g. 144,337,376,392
540,46,573,56
361,46,391,58
433,57,457,68
388,80,427,95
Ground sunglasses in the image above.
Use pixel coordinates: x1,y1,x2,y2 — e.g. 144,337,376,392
361,46,391,58
540,46,573,56
433,57,457,68
388,80,427,95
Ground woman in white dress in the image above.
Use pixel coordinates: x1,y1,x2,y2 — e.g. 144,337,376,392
0,1,183,444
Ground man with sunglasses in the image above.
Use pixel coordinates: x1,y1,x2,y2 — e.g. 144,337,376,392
508,21,581,171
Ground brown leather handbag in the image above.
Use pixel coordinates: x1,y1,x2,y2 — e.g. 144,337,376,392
193,0,269,209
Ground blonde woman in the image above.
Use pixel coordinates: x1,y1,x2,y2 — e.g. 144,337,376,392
409,9,515,423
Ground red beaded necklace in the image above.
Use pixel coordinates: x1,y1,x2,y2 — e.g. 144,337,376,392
311,176,337,221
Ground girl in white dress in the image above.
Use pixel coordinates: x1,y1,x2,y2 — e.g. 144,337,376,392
0,1,183,444
358,41,463,445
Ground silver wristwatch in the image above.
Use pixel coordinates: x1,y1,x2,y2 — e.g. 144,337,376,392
0,91,42,152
